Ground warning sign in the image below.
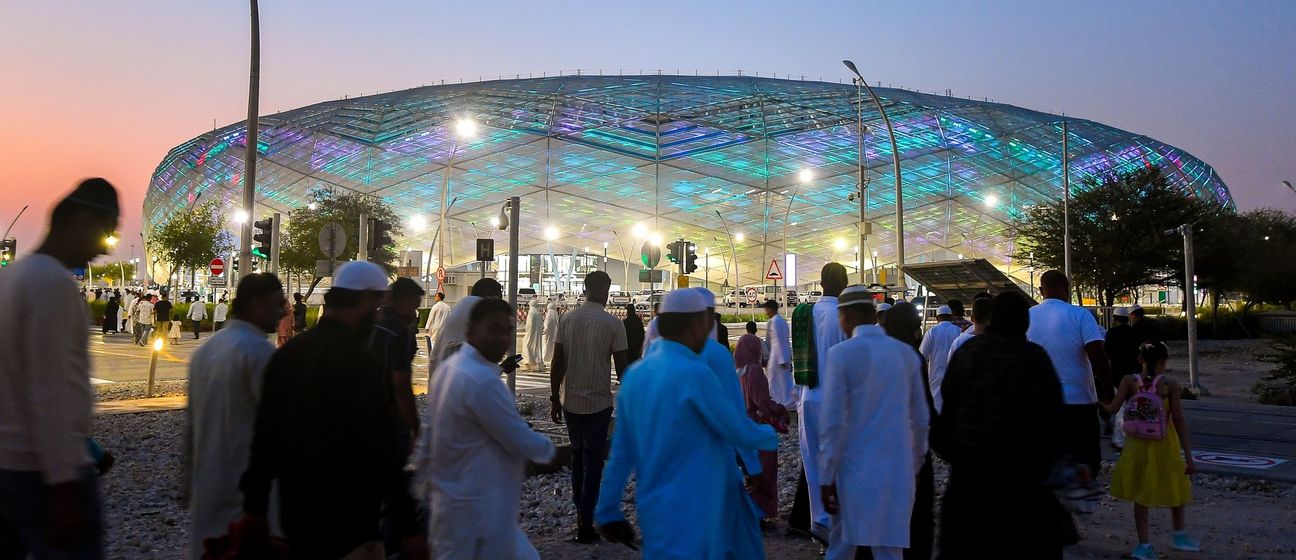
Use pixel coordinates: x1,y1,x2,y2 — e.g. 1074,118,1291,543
766,259,783,280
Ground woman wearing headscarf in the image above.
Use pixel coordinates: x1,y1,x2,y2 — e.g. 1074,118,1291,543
542,301,560,363
734,321,789,522
523,298,545,371
622,303,645,366
882,301,936,560
933,292,1070,558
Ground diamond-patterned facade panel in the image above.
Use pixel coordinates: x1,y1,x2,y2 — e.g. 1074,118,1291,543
145,75,1233,287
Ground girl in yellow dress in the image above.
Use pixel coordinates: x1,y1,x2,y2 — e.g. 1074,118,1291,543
1102,341,1200,560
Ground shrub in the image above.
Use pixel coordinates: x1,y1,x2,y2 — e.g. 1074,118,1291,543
1252,336,1296,406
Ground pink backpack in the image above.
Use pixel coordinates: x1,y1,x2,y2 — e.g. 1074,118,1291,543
1122,375,1167,440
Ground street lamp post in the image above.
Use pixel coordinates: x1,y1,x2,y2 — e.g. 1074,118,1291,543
843,60,904,288
1283,180,1294,197
437,119,477,275
717,210,739,291
239,0,260,280
1169,224,1202,393
611,230,629,290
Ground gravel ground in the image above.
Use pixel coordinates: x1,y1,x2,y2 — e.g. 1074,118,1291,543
96,380,189,402
93,391,1296,559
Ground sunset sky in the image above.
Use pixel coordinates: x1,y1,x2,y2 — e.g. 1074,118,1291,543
2,1,1293,262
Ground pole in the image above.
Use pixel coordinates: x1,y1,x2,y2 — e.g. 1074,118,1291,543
507,197,520,396
715,210,738,292
147,338,162,397
1062,121,1072,284
270,212,281,274
239,0,260,279
2,205,28,241
855,78,868,284
358,213,369,261
843,62,904,289
438,139,459,273
1181,224,1200,392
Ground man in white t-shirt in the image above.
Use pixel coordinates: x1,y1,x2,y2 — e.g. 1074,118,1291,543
1026,270,1112,477
918,305,961,413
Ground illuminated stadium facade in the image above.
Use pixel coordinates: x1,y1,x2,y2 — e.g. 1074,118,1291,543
145,75,1232,289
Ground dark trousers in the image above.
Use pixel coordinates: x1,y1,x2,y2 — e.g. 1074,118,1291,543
0,469,103,560
564,407,612,529
788,467,810,532
1062,404,1102,477
191,319,202,339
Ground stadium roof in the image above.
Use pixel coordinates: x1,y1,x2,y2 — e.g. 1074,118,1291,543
145,74,1232,286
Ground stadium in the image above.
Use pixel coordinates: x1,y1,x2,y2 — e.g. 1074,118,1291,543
144,74,1233,294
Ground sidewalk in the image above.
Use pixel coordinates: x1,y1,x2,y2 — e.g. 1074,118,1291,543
96,396,187,415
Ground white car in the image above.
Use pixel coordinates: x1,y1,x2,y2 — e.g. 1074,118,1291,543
609,291,633,306
723,290,741,307
631,289,663,304
805,291,823,303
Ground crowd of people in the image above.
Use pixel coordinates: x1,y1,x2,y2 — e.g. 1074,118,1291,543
0,178,1202,560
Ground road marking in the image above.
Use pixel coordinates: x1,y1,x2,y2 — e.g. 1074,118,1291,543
1192,450,1289,470
90,378,114,385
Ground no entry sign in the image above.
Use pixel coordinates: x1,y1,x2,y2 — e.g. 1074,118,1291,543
209,258,225,276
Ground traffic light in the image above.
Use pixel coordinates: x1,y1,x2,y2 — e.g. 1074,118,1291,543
369,219,394,251
666,241,681,264
0,238,14,267
685,242,698,274
252,217,273,259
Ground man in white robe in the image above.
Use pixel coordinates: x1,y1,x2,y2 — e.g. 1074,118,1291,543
819,286,929,560
417,297,556,559
422,291,451,358
542,301,560,362
919,305,962,412
798,263,849,546
522,298,545,370
186,274,287,558
762,299,796,408
641,302,660,356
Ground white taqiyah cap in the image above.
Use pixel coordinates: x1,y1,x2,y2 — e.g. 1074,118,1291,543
877,303,893,312
1114,307,1131,317
937,305,953,316
692,287,716,307
660,289,708,314
332,261,389,291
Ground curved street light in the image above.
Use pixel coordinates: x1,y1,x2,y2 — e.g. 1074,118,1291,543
843,60,904,288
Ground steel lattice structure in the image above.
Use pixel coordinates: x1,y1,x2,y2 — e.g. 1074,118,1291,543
145,75,1232,286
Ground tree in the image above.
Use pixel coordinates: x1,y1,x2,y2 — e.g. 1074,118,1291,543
1013,167,1229,307
280,188,404,279
1229,209,1296,312
88,261,137,286
147,201,234,291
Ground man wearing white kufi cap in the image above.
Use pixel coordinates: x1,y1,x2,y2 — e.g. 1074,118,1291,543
919,304,962,412
241,260,421,558
690,287,766,559
818,286,929,560
596,289,778,559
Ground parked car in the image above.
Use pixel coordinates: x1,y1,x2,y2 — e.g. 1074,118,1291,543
517,288,538,306
631,289,663,304
723,290,741,308
609,291,633,306
784,290,799,306
805,290,823,303
633,293,664,315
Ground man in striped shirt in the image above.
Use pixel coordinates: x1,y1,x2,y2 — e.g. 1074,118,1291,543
550,271,630,544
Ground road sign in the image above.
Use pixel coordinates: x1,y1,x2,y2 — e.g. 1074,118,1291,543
209,258,225,276
677,275,690,288
210,276,226,288
318,222,347,259
476,239,494,262
745,287,759,303
315,260,336,277
640,243,661,268
766,259,783,280
638,269,664,283
436,266,447,282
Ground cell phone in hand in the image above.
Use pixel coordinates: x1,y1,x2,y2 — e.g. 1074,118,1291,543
511,354,523,365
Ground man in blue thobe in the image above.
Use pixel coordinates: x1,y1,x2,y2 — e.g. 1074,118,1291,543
693,288,766,559
596,289,779,559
